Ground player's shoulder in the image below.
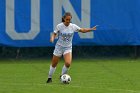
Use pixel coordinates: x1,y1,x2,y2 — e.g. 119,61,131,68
56,23,65,29
70,23,80,29
70,23,79,27
69,23,77,27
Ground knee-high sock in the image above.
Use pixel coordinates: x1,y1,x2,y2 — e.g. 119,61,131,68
48,65,56,78
61,65,69,75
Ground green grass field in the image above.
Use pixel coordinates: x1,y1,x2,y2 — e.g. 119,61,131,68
0,58,140,93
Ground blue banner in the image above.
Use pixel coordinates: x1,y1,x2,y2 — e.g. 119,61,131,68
0,0,140,47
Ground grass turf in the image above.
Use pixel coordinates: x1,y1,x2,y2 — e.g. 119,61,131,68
0,58,140,93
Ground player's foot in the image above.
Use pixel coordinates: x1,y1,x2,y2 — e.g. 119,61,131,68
46,78,52,83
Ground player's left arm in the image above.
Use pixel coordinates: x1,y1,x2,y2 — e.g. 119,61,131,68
79,25,98,33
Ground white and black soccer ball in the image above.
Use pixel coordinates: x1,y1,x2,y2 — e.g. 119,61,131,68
60,74,71,84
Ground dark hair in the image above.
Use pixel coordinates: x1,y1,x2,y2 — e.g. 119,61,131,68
62,12,72,22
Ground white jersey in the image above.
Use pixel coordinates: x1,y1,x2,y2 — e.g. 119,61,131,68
54,23,81,47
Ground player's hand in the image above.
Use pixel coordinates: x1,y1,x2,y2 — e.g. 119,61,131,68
50,33,57,43
92,25,99,30
50,38,54,43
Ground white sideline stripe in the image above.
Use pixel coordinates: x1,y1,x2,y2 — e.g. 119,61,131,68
0,82,139,93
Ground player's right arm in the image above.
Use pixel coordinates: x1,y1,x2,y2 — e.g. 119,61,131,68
50,24,60,43
50,33,57,43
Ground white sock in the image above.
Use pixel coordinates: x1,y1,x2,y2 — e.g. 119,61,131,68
48,65,56,78
61,65,69,75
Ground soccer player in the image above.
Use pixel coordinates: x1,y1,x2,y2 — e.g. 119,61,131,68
47,12,97,83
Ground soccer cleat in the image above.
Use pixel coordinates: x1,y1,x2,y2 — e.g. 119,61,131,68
46,78,52,83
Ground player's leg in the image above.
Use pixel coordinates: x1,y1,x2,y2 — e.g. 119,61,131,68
47,55,60,83
49,55,60,78
61,51,72,75
47,45,62,83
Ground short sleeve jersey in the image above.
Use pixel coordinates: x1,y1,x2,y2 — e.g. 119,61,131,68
54,23,81,47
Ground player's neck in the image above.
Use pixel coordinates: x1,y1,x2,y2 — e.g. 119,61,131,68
63,22,70,27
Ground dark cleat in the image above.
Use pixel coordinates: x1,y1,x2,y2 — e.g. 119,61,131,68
46,78,52,83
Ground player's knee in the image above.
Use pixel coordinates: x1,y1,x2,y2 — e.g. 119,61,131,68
51,61,58,67
65,62,71,68
52,64,57,67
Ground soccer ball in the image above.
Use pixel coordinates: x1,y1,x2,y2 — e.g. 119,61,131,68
60,74,71,84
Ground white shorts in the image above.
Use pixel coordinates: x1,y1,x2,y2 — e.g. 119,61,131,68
53,44,72,57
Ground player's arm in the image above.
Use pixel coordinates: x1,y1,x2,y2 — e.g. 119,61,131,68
79,25,98,33
50,33,57,43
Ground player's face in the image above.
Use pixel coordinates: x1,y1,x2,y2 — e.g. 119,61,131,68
64,16,72,26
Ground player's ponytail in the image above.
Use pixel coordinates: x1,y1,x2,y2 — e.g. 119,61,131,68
62,17,65,22
62,12,72,22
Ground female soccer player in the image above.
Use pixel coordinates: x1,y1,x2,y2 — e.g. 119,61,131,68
47,12,97,83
